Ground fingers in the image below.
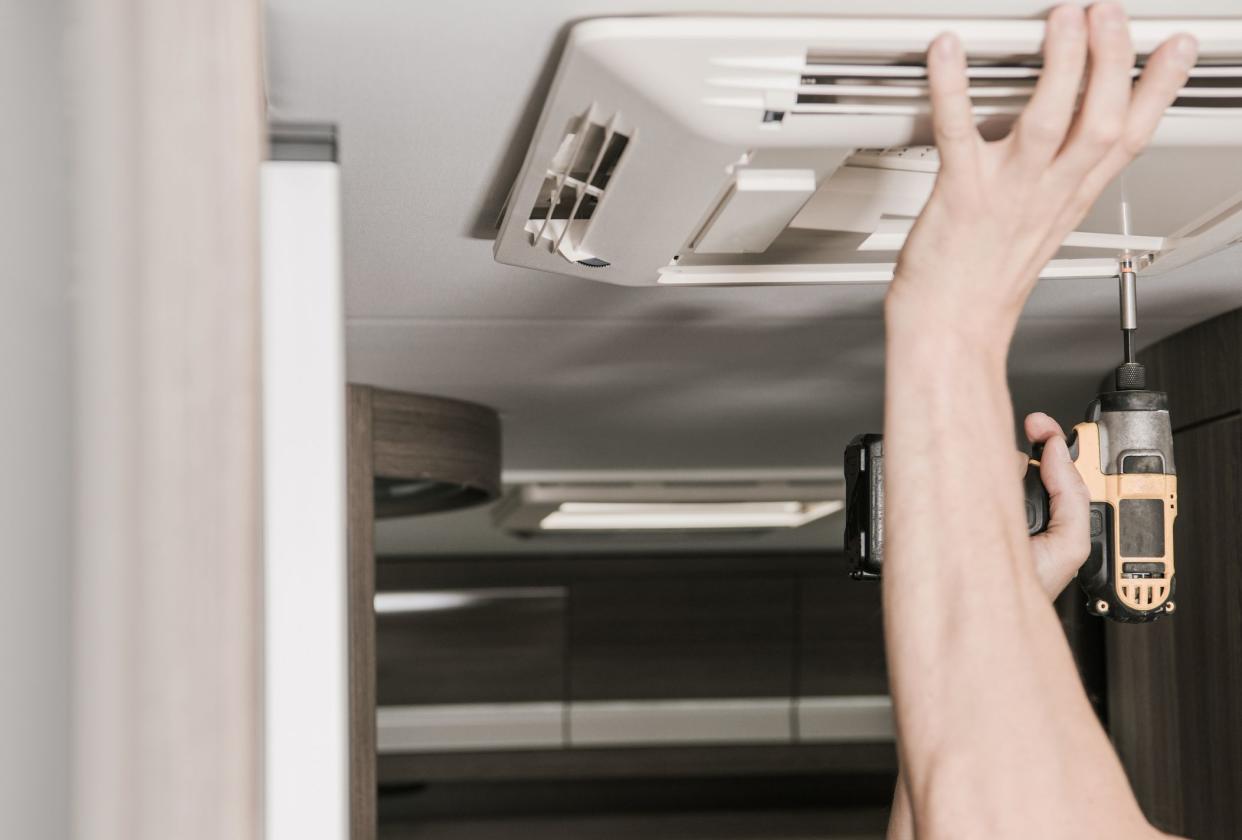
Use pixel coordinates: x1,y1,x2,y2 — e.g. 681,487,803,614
1118,33,1198,155
1024,411,1064,446
1015,449,1032,479
1013,5,1088,163
1023,412,1085,514
926,33,980,172
1036,433,1092,569
1024,412,1090,593
1038,435,1089,514
1068,32,1198,197
1052,3,1135,180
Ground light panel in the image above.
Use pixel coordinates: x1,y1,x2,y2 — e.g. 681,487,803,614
538,500,844,531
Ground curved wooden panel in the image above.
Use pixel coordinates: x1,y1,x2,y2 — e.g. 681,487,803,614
367,387,501,518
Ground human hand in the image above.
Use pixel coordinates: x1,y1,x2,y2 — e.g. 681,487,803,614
887,3,1198,345
1018,412,1092,599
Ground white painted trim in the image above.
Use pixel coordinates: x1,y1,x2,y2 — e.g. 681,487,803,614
656,259,1122,286
570,698,792,747
261,161,348,840
377,703,566,753
858,216,1166,253
796,695,895,742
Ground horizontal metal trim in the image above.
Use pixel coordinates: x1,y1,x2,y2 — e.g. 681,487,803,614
377,702,564,753
570,698,791,747
377,695,895,754
797,695,894,742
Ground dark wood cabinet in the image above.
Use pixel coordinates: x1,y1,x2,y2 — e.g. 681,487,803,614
1108,309,1242,839
372,554,897,783
377,588,566,706
799,578,888,696
568,577,797,700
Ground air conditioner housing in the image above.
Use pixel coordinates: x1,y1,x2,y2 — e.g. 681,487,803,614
494,16,1242,287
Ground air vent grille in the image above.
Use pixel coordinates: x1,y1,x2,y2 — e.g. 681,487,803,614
525,109,630,266
1120,582,1167,608
788,55,1242,116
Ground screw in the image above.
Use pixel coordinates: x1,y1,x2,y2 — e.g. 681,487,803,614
1164,601,1176,614
1094,599,1110,614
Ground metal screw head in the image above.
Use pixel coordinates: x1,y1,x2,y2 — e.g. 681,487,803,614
1164,601,1176,614
1094,599,1110,614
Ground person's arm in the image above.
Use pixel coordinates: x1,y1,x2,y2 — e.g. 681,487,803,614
885,412,1091,840
881,4,1195,837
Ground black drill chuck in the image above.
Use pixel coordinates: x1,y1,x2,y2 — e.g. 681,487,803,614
1116,361,1147,390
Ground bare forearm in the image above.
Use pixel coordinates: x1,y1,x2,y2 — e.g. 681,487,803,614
882,309,1031,598
874,6,1195,836
882,310,1054,751
882,301,1151,835
886,769,914,840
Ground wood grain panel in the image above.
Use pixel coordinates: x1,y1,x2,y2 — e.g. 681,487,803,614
569,577,797,701
1055,587,1108,722
378,742,897,784
1168,418,1242,839
1107,311,1242,839
1140,308,1242,432
799,578,888,696
369,387,501,493
378,553,836,589
347,385,377,840
377,589,566,705
1106,616,1183,830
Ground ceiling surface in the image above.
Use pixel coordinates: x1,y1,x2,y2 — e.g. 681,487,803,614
264,0,1242,554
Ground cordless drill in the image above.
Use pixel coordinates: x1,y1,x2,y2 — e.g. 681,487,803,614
844,259,1178,623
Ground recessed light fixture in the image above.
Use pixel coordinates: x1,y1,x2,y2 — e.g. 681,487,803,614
540,500,843,531
493,470,845,536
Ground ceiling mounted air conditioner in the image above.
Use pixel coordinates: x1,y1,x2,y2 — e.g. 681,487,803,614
494,17,1242,287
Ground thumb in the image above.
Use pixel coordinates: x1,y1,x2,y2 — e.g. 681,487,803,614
1034,435,1091,591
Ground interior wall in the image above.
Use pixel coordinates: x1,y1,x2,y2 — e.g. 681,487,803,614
70,0,265,836
0,2,72,838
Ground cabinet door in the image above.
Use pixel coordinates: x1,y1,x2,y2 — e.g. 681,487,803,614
376,587,566,706
1108,308,1242,839
1110,416,1242,836
568,577,797,701
799,578,888,697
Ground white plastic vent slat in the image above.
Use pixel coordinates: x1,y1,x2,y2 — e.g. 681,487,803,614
795,83,1033,98
727,54,1242,117
775,56,1242,115
782,103,1242,117
790,102,1026,116
524,109,630,265
801,62,1042,79
791,83,1242,98
714,78,1242,98
798,62,1242,80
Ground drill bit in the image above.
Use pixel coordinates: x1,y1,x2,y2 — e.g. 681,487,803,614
1116,257,1145,390
1114,182,1145,391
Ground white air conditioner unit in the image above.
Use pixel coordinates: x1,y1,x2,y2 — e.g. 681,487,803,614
494,16,1242,287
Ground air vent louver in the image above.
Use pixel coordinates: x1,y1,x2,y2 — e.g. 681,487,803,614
720,52,1242,118
525,108,630,265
